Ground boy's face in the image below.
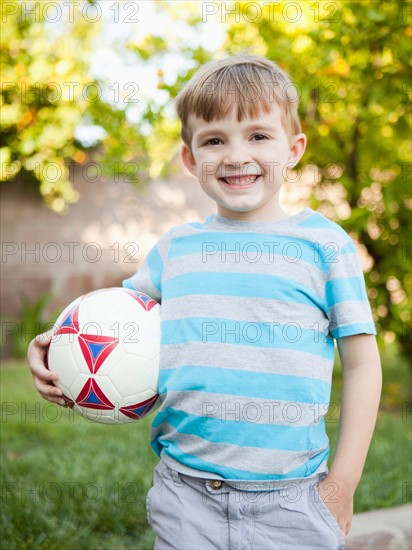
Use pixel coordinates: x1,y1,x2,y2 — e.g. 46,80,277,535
181,104,306,222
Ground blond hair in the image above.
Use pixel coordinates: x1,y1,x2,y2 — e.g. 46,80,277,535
173,53,302,149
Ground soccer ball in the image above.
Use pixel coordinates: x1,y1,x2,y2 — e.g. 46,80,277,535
47,288,161,424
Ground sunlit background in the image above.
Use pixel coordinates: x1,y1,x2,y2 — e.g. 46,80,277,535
1,2,411,546
2,0,410,354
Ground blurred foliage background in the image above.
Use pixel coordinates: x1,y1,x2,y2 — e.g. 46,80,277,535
1,0,411,359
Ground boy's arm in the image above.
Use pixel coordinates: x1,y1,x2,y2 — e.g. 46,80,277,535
318,333,382,536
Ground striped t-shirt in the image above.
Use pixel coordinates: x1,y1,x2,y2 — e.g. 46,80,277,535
123,208,376,489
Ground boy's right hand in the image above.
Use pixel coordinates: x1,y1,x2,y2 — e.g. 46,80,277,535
27,330,67,407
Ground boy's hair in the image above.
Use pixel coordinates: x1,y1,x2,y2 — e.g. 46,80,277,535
174,53,302,149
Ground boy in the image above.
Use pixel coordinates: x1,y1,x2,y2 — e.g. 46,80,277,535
28,54,382,550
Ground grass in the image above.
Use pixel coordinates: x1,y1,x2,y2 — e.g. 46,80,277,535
1,363,158,550
1,345,411,549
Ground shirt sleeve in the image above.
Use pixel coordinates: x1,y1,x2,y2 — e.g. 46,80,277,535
122,228,175,304
325,236,377,339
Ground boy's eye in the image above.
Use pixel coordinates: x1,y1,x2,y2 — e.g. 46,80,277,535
252,134,268,141
203,138,222,146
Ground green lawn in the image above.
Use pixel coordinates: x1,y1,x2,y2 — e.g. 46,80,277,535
1,346,411,549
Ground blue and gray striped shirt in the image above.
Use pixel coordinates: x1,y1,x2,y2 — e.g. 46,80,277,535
123,208,376,488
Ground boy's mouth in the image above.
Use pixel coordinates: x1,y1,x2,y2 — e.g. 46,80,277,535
219,175,260,187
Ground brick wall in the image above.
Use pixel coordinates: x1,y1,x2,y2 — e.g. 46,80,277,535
1,159,215,355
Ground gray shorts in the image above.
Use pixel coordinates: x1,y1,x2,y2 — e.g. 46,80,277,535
146,459,346,550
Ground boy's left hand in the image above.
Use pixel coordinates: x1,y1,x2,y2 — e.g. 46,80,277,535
317,474,354,537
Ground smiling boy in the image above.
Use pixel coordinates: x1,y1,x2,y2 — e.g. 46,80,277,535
28,54,382,550
182,107,305,222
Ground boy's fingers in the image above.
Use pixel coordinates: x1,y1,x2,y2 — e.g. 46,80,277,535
38,393,67,407
33,376,62,397
34,329,54,347
28,331,58,381
27,330,65,405
39,385,68,407
29,359,58,381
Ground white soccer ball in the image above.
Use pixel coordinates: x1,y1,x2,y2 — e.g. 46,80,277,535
47,288,161,424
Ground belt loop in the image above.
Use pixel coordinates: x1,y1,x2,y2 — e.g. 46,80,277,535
170,468,183,487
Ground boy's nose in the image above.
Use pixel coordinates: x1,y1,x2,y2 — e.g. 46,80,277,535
222,144,253,167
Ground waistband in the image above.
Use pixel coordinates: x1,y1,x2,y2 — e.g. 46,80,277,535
156,457,327,493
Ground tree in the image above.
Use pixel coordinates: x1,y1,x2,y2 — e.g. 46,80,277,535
129,0,412,358
0,0,147,211
236,0,411,358
2,0,410,357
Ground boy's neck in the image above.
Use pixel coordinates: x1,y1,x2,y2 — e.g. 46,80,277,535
216,205,290,223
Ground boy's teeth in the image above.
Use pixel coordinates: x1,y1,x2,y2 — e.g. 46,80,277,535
224,175,258,185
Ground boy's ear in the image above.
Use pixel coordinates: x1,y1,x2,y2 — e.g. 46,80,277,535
288,133,307,167
181,144,197,176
